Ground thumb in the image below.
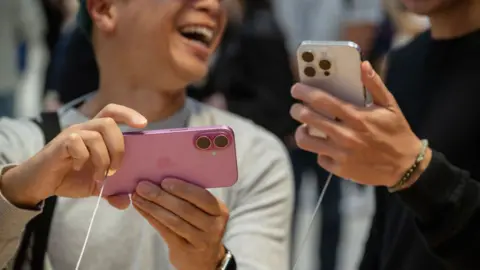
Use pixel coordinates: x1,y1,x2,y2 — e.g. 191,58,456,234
361,61,397,108
95,104,148,128
106,194,131,210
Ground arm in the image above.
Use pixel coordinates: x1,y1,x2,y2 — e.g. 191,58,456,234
397,150,480,269
15,0,49,117
359,187,387,270
342,0,383,57
0,118,46,268
224,135,294,269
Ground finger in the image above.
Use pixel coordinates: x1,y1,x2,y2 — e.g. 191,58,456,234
290,103,353,143
78,130,111,182
134,204,186,248
64,132,89,171
132,194,205,249
94,104,148,129
291,83,356,123
136,181,212,231
295,125,344,159
78,118,125,172
161,179,222,216
317,155,339,175
361,61,396,108
106,194,131,210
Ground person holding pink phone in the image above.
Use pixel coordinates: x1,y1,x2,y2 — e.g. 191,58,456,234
0,0,294,269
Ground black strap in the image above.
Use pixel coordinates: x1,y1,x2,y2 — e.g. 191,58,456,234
14,112,61,270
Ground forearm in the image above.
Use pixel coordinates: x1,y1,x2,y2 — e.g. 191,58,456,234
398,150,480,268
0,165,42,269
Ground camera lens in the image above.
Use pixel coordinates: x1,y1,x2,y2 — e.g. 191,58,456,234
304,67,316,77
319,60,332,70
302,51,314,63
196,136,211,150
214,135,229,148
324,71,330,76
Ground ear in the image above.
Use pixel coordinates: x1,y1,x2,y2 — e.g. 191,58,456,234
87,0,117,34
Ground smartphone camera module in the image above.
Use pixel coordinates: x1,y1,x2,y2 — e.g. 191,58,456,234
304,66,316,77
214,135,229,148
301,51,315,63
319,59,332,70
196,136,211,150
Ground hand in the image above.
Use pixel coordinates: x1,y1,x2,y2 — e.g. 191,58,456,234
289,61,431,188
0,104,147,208
132,179,229,270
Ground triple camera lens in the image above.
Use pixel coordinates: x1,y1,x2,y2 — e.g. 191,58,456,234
301,51,332,77
195,135,229,150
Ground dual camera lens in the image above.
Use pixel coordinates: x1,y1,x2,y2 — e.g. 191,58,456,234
301,51,331,77
196,135,229,150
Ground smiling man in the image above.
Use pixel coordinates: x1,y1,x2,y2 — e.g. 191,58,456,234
0,0,294,269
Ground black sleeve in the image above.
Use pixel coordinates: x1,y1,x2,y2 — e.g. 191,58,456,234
397,150,480,269
359,187,386,270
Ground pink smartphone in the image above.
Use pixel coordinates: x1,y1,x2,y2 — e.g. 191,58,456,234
102,126,238,196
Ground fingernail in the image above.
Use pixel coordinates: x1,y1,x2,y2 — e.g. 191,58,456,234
161,179,175,191
106,168,117,177
135,116,147,125
137,181,155,197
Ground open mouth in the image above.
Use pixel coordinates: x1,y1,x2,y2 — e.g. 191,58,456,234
179,25,215,47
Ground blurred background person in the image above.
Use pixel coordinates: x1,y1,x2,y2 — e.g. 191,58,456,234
0,0,48,118
371,0,430,75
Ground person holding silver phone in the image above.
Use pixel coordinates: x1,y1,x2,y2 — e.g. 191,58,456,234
290,0,480,264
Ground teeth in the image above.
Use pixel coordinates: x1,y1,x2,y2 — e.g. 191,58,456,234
180,26,214,43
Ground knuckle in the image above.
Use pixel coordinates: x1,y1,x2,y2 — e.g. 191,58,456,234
104,103,117,112
90,131,103,141
103,117,117,127
68,124,82,131
166,213,182,228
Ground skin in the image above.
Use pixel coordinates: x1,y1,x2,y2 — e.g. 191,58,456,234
290,0,480,190
1,0,230,268
290,62,429,188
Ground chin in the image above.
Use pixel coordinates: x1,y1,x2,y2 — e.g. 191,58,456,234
172,53,210,85
179,64,209,85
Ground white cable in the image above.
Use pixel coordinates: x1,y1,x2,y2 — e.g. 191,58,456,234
292,173,333,270
75,178,107,270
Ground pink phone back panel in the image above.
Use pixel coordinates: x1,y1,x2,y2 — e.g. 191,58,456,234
102,126,238,196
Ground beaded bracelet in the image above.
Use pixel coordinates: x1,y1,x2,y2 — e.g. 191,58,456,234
388,139,429,193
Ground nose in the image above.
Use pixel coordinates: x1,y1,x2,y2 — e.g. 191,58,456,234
193,0,222,16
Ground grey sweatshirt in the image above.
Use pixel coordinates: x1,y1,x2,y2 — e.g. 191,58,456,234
0,97,294,269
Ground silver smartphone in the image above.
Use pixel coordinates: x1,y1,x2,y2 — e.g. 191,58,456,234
296,41,370,138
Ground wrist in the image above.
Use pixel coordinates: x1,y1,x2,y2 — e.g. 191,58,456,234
388,138,432,192
396,147,432,191
0,165,45,208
